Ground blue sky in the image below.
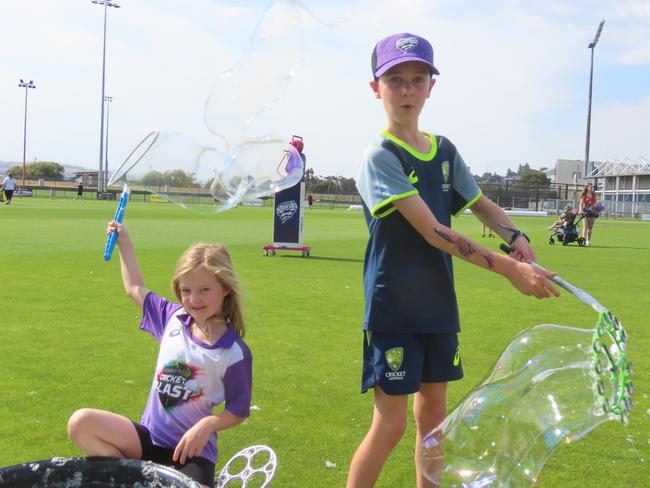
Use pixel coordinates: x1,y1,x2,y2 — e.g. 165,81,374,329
1,0,648,178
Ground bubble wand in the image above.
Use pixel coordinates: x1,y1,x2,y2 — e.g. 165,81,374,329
103,183,129,261
102,131,159,262
500,241,632,423
421,242,633,487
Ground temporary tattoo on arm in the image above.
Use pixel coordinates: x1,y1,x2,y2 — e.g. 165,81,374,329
434,227,494,269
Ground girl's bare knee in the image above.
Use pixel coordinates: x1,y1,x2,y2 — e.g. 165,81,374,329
68,408,94,442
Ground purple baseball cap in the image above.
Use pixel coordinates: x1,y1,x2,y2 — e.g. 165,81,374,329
371,33,439,78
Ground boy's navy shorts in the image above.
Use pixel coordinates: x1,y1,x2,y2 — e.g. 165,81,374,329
131,421,215,486
361,330,463,395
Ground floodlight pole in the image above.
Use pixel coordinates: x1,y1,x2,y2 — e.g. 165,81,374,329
584,19,605,182
18,79,36,194
92,0,120,194
104,95,113,188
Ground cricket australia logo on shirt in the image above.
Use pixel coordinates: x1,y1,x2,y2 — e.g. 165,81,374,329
276,200,298,223
441,161,450,192
385,347,406,381
156,360,203,411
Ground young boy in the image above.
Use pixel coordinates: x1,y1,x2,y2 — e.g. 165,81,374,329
347,33,559,488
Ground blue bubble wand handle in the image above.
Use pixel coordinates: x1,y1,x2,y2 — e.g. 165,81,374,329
103,184,130,261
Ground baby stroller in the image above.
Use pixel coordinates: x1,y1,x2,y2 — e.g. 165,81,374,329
548,206,586,246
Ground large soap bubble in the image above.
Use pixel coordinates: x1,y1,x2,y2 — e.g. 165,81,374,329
108,132,304,213
203,1,305,153
107,1,353,212
421,309,632,487
212,137,305,204
203,0,357,150
295,0,356,26
108,131,231,213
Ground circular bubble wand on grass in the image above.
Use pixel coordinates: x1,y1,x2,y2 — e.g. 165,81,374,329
215,445,278,488
421,249,633,487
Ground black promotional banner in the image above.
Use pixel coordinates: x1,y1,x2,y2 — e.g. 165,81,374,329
273,179,304,246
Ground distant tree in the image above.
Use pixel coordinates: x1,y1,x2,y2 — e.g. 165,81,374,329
140,169,197,188
305,167,315,186
164,169,197,188
7,165,22,177
141,170,166,187
488,174,503,184
305,170,358,195
517,163,531,174
517,169,551,187
8,162,65,180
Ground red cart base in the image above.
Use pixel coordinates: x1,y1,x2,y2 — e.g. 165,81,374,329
263,245,311,257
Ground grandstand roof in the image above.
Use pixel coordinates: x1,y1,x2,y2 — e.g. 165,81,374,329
586,157,650,178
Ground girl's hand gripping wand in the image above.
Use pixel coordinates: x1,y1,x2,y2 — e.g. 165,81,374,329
103,184,130,261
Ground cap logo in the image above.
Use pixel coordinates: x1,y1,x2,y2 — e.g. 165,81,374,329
395,36,418,53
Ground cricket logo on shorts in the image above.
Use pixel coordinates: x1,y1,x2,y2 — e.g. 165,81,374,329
441,161,450,192
385,347,406,381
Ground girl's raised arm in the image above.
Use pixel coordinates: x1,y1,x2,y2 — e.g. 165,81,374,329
108,222,149,308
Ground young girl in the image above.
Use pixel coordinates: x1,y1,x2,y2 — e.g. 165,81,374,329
68,222,252,487
578,183,599,246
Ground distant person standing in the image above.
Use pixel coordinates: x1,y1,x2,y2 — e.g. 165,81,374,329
77,181,84,200
578,183,599,246
307,193,314,208
2,173,16,205
481,222,494,238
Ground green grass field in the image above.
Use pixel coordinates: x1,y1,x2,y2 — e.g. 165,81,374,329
1,198,648,487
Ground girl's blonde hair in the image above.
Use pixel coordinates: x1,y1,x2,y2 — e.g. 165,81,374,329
172,243,246,338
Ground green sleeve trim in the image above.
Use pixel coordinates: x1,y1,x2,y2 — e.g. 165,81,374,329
380,129,438,161
371,190,419,218
453,190,482,217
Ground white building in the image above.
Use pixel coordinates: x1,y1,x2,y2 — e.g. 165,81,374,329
552,159,598,187
586,157,650,216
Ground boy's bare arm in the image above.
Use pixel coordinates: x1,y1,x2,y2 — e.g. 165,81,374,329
470,195,536,262
108,222,149,307
393,195,559,299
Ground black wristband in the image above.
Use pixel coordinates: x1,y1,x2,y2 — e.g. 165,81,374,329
509,230,530,246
